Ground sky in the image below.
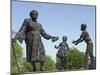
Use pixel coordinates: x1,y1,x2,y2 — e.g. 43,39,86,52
12,1,96,61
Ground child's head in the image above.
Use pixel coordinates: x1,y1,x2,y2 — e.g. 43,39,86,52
81,24,87,31
62,36,67,41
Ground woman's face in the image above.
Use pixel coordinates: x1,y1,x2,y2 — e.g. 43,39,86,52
30,11,38,19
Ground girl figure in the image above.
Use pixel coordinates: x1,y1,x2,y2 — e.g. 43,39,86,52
55,36,69,70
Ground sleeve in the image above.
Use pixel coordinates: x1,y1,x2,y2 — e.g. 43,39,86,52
15,19,27,41
41,25,52,40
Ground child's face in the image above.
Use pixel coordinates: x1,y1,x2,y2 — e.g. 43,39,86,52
62,37,67,41
81,24,86,31
81,26,84,31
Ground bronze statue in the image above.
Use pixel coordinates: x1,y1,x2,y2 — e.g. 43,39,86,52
72,24,94,69
13,10,59,71
55,36,69,70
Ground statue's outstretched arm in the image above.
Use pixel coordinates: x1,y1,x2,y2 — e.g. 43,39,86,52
41,26,59,42
41,27,52,40
72,33,84,45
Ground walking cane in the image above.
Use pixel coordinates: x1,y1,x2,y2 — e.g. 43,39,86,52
12,40,20,73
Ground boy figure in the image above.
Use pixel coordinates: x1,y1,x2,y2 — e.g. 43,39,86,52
72,24,94,69
13,10,59,71
55,36,69,70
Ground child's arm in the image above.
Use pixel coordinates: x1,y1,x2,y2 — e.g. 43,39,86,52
54,45,59,49
72,32,84,45
66,43,69,50
54,43,61,49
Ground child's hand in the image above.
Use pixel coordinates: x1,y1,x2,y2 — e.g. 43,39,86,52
72,40,76,44
54,45,58,49
75,42,78,45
